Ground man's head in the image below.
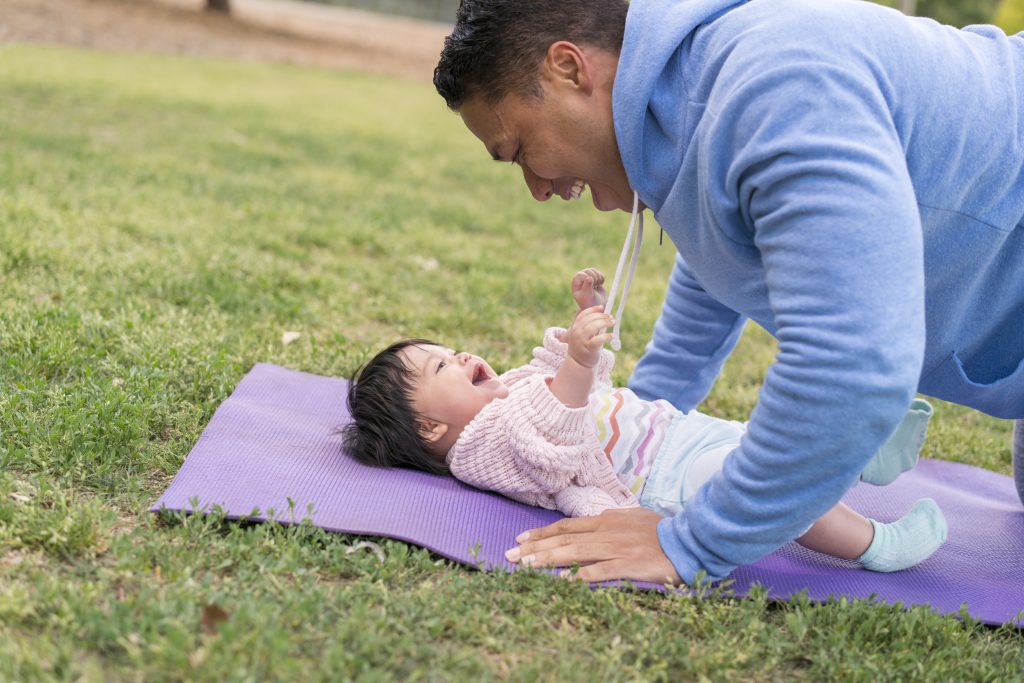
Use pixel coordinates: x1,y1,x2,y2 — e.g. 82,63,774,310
434,0,629,111
434,0,635,212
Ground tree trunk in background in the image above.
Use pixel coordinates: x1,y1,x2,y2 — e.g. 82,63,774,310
901,0,917,14
207,0,230,12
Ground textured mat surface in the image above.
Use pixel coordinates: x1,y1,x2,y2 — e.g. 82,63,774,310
152,363,1024,626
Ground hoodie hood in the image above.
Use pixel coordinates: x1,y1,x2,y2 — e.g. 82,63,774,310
612,0,747,213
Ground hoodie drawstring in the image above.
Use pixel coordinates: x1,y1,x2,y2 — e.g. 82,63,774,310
603,191,643,351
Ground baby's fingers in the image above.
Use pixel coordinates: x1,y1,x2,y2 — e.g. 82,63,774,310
585,268,605,288
573,272,597,293
572,305,606,326
576,305,611,320
581,310,615,330
585,317,614,342
588,332,615,348
572,272,588,292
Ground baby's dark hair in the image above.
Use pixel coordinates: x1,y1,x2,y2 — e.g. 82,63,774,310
342,338,449,476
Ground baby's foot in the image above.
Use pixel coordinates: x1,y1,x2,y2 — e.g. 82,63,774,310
857,498,947,572
860,398,933,486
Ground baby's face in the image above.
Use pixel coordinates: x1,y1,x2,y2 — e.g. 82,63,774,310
401,343,509,437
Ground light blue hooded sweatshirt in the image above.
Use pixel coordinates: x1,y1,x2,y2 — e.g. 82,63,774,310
615,0,1024,583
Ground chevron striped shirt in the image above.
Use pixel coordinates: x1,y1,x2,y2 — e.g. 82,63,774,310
590,387,678,497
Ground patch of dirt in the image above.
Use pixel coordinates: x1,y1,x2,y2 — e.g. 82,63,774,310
0,0,448,81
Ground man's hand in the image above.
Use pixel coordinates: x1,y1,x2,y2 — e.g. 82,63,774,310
504,507,683,585
572,268,608,310
567,306,614,368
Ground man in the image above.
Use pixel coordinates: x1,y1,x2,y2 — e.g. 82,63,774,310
433,0,1024,585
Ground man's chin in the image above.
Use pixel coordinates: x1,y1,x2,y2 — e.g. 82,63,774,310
591,191,632,213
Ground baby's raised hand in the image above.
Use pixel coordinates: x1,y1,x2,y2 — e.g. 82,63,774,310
571,268,608,310
567,306,615,368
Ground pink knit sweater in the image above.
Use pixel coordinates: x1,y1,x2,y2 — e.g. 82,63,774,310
445,328,641,517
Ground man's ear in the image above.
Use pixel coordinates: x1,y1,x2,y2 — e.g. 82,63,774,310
417,418,449,445
542,41,594,95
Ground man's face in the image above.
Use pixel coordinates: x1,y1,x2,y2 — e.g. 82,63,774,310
458,49,634,212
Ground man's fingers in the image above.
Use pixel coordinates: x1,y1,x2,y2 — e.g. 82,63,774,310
508,508,681,584
515,515,599,544
562,560,631,583
512,537,681,585
563,560,681,586
514,539,621,569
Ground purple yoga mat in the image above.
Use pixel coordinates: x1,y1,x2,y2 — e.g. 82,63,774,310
152,363,1024,626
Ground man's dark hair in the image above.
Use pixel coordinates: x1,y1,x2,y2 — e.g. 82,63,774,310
434,0,629,110
342,339,449,476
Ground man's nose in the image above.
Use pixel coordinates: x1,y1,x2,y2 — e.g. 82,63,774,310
522,165,553,202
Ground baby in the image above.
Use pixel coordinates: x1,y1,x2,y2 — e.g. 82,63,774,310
343,269,947,573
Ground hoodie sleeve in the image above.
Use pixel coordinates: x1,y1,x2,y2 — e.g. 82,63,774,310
554,486,623,518
449,375,637,515
658,58,925,583
629,253,745,411
445,383,584,509
506,374,599,482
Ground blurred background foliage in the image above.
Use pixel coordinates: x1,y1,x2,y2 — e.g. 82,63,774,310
303,0,1024,33
887,0,1001,26
995,0,1024,31
308,0,460,22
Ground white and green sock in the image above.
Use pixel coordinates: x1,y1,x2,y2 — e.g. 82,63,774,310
857,498,947,573
860,399,933,486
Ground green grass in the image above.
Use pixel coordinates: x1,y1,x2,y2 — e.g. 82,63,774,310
0,44,1020,681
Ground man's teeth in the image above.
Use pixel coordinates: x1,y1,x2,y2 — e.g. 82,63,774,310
570,180,586,200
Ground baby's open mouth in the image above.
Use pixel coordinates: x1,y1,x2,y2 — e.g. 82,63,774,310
472,364,490,385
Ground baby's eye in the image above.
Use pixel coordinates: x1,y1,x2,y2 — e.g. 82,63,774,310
437,361,446,372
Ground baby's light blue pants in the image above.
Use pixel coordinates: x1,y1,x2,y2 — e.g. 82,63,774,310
638,401,934,517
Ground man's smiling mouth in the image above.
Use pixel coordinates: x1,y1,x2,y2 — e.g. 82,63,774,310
568,179,587,200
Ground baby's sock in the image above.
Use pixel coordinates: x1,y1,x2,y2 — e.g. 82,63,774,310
857,498,947,572
860,399,933,486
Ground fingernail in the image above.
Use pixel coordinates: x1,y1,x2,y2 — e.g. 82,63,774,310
521,554,535,566
516,531,530,543
504,547,520,562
